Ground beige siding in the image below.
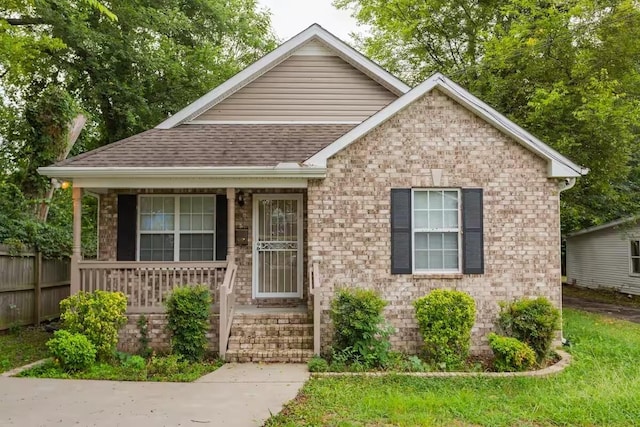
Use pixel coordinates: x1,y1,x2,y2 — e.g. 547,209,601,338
566,225,640,295
195,55,398,122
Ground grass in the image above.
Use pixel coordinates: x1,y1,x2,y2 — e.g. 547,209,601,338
563,283,640,308
266,309,640,426
0,327,50,373
18,355,223,382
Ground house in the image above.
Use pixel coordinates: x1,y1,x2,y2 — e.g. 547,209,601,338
566,217,640,296
39,24,587,362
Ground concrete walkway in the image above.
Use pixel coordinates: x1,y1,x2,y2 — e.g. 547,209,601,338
0,363,308,427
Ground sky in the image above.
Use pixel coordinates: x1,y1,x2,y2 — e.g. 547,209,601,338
257,0,363,42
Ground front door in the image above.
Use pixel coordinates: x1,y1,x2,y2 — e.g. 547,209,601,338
252,194,303,298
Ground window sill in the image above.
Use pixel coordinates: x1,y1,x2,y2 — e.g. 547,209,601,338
411,273,464,279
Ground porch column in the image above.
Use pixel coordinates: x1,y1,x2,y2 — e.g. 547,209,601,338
70,185,82,294
226,187,236,262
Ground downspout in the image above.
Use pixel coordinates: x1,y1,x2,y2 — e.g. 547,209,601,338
558,177,577,346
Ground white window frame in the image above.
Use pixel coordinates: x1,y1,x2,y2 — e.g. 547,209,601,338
630,239,640,277
136,194,216,262
411,188,462,274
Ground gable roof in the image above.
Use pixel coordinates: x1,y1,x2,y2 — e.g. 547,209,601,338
155,24,410,129
304,73,588,178
52,124,354,168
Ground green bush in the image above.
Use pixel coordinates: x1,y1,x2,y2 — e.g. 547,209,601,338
307,356,330,373
60,291,127,360
488,333,536,372
47,330,96,372
413,290,476,368
165,285,212,362
330,288,393,368
497,297,561,362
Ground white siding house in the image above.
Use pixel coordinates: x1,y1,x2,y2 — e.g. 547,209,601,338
566,218,640,295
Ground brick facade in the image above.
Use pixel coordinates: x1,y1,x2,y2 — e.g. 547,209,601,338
100,90,562,357
307,89,562,355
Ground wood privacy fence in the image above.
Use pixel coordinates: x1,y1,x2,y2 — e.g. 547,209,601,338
0,245,70,330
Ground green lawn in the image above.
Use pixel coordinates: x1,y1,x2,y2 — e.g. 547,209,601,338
0,327,50,373
266,309,640,426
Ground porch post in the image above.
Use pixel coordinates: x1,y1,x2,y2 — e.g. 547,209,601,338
70,185,82,294
226,188,235,262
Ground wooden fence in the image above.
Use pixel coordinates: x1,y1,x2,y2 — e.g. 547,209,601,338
0,245,70,330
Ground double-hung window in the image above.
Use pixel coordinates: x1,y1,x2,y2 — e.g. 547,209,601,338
138,195,215,261
412,189,460,272
631,240,640,275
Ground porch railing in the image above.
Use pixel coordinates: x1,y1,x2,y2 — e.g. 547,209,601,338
219,260,238,360
78,261,227,313
308,262,322,355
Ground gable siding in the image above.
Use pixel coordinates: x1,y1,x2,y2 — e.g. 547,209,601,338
566,225,640,295
195,55,398,122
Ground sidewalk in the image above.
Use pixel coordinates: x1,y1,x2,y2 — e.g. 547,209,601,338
0,363,308,427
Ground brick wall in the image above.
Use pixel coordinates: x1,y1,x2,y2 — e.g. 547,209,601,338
307,89,562,355
118,313,220,354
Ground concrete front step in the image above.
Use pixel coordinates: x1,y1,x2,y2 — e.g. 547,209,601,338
227,335,313,351
225,349,315,363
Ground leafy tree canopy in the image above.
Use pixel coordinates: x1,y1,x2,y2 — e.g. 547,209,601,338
0,0,275,255
337,0,640,232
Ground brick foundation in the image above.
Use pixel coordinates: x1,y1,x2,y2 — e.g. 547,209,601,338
118,313,220,354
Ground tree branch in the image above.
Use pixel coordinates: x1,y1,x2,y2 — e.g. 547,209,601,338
3,17,46,26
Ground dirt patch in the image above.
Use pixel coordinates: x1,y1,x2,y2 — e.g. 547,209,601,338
563,295,640,324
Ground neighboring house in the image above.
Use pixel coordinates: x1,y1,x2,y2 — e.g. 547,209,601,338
566,217,640,296
39,24,587,362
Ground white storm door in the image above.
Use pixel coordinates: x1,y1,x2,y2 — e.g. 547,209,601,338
253,194,303,298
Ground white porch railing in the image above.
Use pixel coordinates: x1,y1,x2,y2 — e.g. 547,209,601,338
78,261,227,313
219,260,238,360
308,262,322,355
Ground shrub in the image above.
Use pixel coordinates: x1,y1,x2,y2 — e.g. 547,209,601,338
60,291,127,360
307,356,329,373
147,354,186,377
497,297,561,362
413,290,476,368
165,285,212,362
47,330,96,372
330,288,393,368
488,333,536,372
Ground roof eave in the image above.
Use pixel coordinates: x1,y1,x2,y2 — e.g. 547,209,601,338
37,165,327,180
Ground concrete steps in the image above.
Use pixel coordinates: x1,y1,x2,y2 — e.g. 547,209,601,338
225,308,313,363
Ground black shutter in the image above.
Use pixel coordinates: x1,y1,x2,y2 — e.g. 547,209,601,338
116,194,137,261
391,189,412,274
462,188,484,274
215,194,228,261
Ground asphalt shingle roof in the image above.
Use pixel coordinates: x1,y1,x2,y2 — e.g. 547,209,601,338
55,124,356,168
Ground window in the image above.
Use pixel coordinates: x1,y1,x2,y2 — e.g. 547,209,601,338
412,189,460,272
631,240,640,275
138,195,215,261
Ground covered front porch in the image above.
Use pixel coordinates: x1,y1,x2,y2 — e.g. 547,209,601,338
68,184,321,360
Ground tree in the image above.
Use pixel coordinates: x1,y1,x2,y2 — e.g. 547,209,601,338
337,0,640,232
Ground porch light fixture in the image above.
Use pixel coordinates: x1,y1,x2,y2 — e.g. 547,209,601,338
237,191,245,207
